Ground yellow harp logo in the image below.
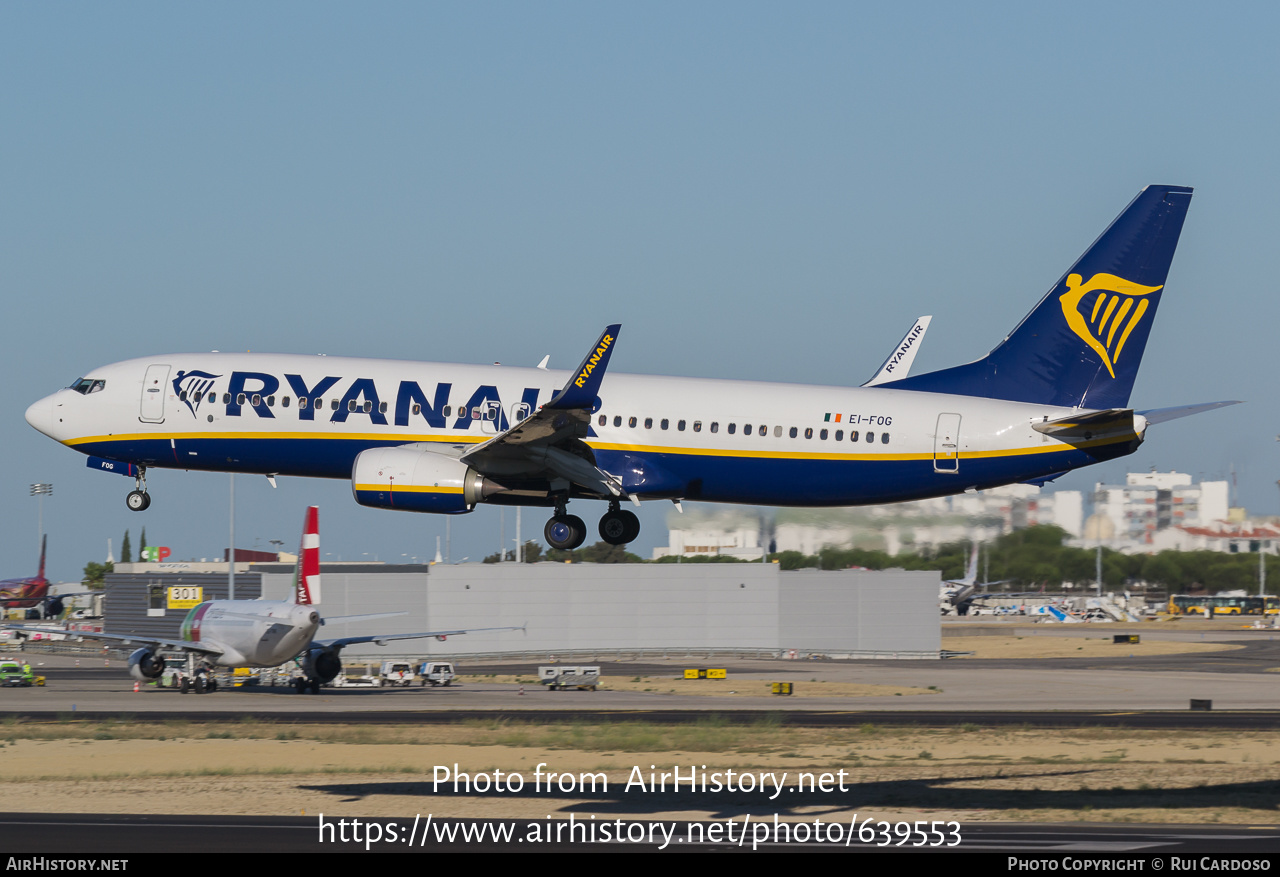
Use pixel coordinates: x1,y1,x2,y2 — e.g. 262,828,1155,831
1058,273,1163,378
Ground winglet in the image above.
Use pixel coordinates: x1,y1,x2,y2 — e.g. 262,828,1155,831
294,506,320,606
863,316,932,387
547,324,621,410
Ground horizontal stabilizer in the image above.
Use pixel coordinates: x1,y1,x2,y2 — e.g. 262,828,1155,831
1031,408,1136,441
1137,400,1241,425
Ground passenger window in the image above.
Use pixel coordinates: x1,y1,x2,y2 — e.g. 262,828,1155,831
412,404,421,415
865,431,873,443
208,393,216,403
835,429,842,440
282,396,290,408
693,421,702,433
443,406,452,417
728,423,736,434
804,428,813,439
819,429,827,440
772,425,781,437
660,419,669,430
179,390,188,401
743,424,751,434
613,415,622,427
678,420,686,431
223,393,231,404
850,430,858,442
267,395,275,407
709,422,718,433
789,427,798,438
252,394,262,407
299,398,309,410
348,400,357,412
458,407,467,418
629,416,637,428
645,417,653,429
237,393,246,405
598,415,606,426
760,425,768,436
365,401,374,413
331,399,339,411
881,432,889,444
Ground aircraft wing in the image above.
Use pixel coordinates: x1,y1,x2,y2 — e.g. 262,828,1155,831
314,624,525,651
458,325,626,499
2,624,224,657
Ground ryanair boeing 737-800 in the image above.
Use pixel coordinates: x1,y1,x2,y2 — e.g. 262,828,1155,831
24,186,1235,551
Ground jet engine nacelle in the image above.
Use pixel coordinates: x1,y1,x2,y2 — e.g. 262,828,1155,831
303,648,343,684
351,447,508,513
128,648,166,680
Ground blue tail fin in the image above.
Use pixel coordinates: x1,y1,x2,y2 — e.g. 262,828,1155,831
881,185,1193,409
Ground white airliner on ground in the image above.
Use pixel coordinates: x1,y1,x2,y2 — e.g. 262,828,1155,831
25,186,1235,551
6,507,520,693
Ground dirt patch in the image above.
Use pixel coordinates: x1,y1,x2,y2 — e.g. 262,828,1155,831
0,721,1275,824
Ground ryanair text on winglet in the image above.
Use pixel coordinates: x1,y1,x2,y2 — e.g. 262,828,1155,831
574,334,614,389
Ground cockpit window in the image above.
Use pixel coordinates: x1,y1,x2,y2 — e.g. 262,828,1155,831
69,378,105,395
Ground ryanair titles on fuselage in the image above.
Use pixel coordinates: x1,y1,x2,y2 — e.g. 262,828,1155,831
175,369,545,432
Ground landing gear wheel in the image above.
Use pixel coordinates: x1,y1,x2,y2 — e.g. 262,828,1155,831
545,515,587,550
599,510,640,545
126,490,150,512
295,678,307,694
194,676,206,694
180,677,190,694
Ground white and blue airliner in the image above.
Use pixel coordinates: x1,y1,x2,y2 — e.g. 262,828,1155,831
25,185,1235,550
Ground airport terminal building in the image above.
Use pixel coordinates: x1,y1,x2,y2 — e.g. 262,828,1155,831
98,562,940,661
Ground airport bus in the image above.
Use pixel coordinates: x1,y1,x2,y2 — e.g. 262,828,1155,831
1168,595,1279,616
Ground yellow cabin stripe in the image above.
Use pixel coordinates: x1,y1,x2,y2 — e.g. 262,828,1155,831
68,430,1137,464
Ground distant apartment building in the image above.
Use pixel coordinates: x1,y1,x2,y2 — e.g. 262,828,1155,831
1089,471,1231,553
654,484,1083,559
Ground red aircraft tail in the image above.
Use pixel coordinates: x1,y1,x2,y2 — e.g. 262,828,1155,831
293,507,320,605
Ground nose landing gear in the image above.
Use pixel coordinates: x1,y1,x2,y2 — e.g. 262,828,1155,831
126,466,151,511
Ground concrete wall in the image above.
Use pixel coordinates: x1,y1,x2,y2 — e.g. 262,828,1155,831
778,569,940,655
261,563,937,659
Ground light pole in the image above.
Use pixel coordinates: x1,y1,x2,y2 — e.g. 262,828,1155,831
30,483,52,549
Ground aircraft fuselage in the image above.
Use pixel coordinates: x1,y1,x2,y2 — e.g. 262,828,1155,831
26,354,1145,508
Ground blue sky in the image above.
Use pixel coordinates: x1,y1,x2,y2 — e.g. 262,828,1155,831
3,3,1276,581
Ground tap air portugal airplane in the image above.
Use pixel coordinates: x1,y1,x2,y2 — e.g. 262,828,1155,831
25,185,1236,552
6,507,522,693
0,537,92,618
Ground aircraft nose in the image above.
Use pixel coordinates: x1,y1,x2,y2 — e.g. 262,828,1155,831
24,396,57,438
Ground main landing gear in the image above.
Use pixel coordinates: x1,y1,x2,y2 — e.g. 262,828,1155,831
543,499,641,551
126,466,151,512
